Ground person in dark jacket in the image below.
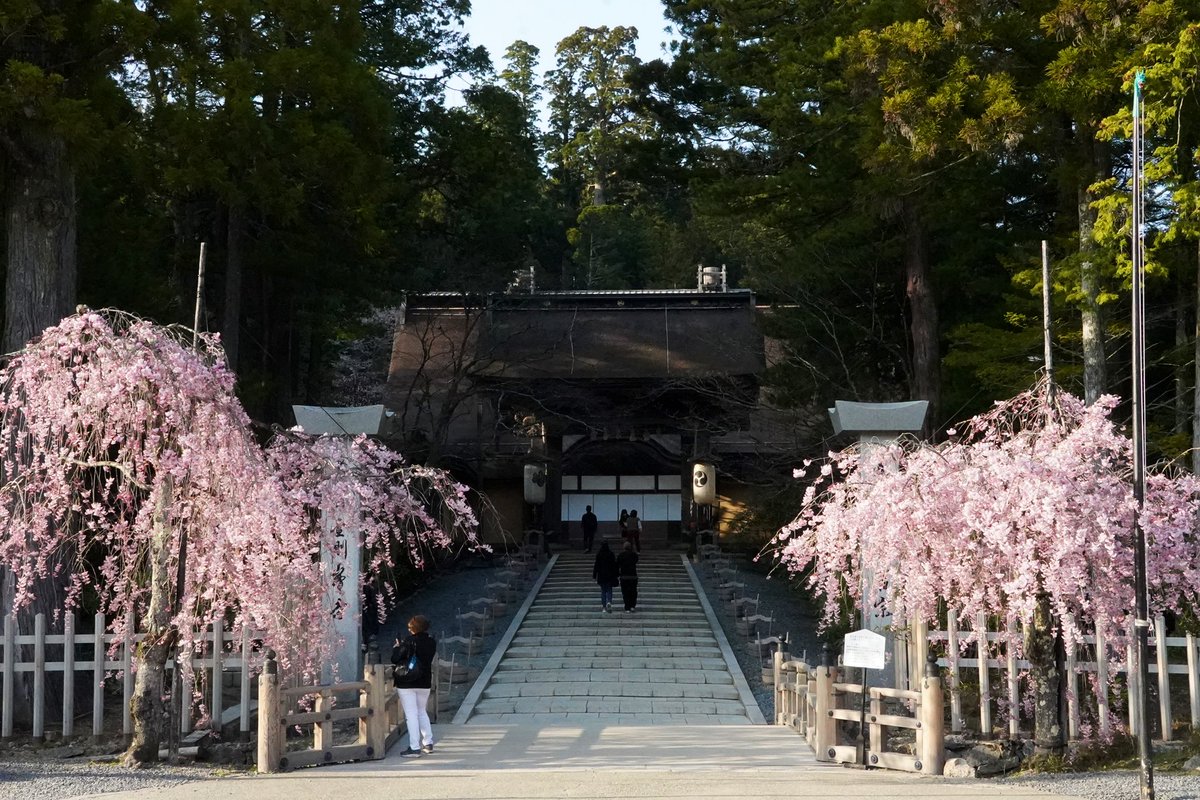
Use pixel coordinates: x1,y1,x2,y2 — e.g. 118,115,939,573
592,540,618,612
581,505,598,553
392,614,437,757
616,541,639,612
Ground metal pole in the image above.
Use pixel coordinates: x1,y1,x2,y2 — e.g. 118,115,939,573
1041,240,1054,381
1131,69,1155,800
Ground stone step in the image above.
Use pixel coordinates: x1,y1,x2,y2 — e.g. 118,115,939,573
509,634,719,647
496,657,729,671
520,613,708,623
504,645,722,658
470,697,750,717
482,681,743,700
456,552,761,726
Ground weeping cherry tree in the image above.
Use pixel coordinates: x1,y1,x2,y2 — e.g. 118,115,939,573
0,310,480,764
773,379,1200,751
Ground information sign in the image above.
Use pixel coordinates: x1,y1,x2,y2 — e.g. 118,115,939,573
843,628,887,671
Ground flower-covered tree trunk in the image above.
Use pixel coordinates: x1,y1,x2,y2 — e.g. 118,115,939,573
1024,592,1063,756
126,480,176,766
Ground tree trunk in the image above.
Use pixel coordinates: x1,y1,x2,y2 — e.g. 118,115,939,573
222,204,245,370
902,199,940,432
1176,270,1188,435
3,128,77,351
1195,239,1200,474
1024,592,1064,756
1078,157,1107,406
1,124,78,726
125,480,176,766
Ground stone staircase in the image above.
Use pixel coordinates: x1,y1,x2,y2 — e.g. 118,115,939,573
456,552,763,725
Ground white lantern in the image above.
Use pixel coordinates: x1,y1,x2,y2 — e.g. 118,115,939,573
692,462,716,506
524,463,547,505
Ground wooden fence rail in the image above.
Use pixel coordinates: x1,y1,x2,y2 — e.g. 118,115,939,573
916,612,1200,741
256,649,412,773
1,612,258,741
772,650,945,775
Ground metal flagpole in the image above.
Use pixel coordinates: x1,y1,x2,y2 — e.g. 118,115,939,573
1130,69,1155,800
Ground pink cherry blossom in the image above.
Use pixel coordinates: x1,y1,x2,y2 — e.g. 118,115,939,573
0,310,481,762
774,378,1200,661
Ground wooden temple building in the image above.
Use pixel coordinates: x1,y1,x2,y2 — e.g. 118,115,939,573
384,283,803,547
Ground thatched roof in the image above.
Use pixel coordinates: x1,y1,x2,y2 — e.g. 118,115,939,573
475,292,764,381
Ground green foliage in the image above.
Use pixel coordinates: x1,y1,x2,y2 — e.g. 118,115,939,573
12,0,1200,467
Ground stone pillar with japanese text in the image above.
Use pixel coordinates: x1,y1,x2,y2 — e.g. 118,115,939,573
293,405,386,684
827,400,928,690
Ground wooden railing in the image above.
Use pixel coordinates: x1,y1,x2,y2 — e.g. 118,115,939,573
773,650,945,775
1,612,256,741
256,648,412,773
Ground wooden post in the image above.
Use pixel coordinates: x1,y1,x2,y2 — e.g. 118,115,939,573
32,613,45,741
2,615,14,738
362,644,387,757
256,651,282,774
122,612,133,741
92,612,105,740
919,658,945,776
975,612,991,737
893,624,909,692
210,622,223,733
1187,632,1199,733
1006,618,1019,739
180,640,192,734
1095,625,1110,738
1155,614,1172,740
947,613,962,732
777,652,787,724
62,612,75,738
239,628,251,740
1065,616,1079,742
911,616,928,695
813,657,836,761
313,689,332,753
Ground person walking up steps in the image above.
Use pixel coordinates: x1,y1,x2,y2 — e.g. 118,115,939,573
616,540,639,612
592,539,618,612
626,509,641,552
392,614,437,757
581,504,598,553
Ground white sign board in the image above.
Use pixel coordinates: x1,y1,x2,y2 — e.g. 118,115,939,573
843,628,887,671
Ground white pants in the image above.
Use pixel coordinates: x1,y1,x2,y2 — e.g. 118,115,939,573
397,687,433,750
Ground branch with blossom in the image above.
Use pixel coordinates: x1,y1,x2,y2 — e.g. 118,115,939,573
0,309,483,762
265,430,485,669
772,378,1200,652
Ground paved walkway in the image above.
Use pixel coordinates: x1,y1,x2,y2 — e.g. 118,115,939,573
72,723,1087,799
455,552,763,725
70,551,1090,799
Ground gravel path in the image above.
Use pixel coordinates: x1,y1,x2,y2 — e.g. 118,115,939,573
5,548,1199,799
0,758,202,800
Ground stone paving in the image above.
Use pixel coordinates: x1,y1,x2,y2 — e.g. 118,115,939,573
454,551,766,725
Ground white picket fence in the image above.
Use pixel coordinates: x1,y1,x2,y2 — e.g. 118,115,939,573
1,612,258,741
915,613,1200,741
